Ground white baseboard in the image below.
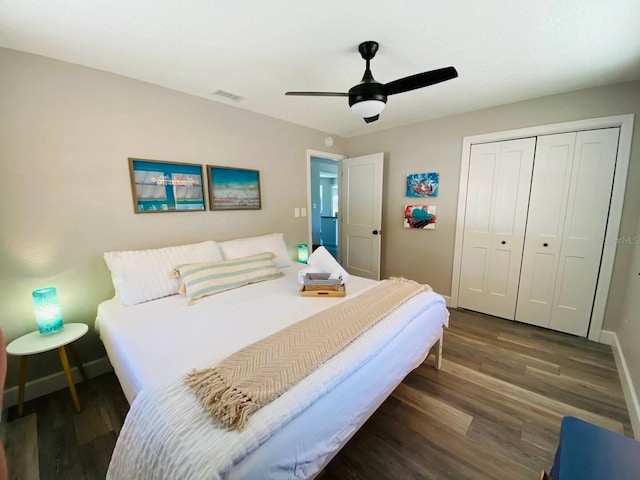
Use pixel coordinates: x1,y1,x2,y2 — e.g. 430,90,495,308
603,330,640,439
2,356,113,408
599,329,615,345
441,295,451,307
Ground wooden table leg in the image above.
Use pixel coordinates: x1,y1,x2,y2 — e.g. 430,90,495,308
435,330,443,371
18,356,27,416
58,346,82,413
68,344,88,382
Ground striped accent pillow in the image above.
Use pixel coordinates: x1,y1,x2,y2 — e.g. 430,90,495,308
174,252,284,303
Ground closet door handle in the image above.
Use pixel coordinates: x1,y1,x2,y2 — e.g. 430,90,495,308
543,243,549,247
501,241,506,245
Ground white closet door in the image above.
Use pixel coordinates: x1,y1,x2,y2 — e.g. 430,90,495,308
549,128,620,335
458,137,535,319
515,133,576,328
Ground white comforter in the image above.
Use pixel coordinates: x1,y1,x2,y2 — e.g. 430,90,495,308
107,288,446,479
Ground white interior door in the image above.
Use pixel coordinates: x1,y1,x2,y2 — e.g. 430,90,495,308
549,128,619,335
458,138,535,319
516,133,576,328
340,153,383,280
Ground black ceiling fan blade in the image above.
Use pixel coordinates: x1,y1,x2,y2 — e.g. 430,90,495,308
363,115,379,123
384,66,458,96
285,91,349,97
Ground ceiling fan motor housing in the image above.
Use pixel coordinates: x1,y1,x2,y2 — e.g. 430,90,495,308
348,81,387,107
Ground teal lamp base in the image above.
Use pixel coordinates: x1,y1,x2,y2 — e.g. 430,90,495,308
297,244,309,263
38,318,64,335
32,287,64,335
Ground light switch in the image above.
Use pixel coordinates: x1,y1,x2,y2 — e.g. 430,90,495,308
294,208,300,217
301,208,307,217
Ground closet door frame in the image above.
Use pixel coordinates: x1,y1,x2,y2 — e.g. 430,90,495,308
451,114,634,342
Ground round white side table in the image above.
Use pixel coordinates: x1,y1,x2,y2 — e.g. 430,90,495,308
7,323,89,415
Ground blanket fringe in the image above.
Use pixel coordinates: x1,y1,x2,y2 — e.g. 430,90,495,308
186,368,259,431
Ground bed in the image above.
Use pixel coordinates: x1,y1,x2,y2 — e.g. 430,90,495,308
96,235,449,479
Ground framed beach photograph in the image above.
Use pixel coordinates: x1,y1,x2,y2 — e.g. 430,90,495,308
128,158,206,213
207,165,261,210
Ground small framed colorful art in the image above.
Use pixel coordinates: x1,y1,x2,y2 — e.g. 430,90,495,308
404,205,437,229
406,172,439,197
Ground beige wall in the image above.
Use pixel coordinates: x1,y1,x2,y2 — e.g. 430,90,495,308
347,81,640,327
617,203,640,425
0,48,346,388
347,80,640,408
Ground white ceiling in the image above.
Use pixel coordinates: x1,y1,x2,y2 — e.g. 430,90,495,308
1,1,639,138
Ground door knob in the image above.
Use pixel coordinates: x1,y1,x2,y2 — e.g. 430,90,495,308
372,230,379,235
543,243,549,247
501,241,506,245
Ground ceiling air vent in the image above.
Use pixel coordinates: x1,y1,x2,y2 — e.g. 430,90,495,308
212,90,244,102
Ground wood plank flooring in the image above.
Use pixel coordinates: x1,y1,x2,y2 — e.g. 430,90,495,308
3,308,633,479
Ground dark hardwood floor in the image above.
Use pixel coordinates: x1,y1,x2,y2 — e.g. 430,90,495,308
3,308,633,479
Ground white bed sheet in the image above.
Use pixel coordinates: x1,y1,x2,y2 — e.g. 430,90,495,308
228,289,446,479
97,265,448,478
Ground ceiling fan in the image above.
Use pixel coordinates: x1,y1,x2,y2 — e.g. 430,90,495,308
286,41,458,123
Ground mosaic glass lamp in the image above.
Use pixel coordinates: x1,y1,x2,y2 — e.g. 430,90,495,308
32,287,64,335
297,244,309,263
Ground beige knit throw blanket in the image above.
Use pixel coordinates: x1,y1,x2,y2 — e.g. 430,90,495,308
186,277,429,431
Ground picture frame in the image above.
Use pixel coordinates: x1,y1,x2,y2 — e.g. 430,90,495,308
406,172,439,197
207,165,262,210
128,158,206,213
404,205,437,229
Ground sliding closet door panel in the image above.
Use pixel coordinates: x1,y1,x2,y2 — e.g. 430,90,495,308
486,152,516,297
516,133,575,328
459,137,535,319
459,143,496,297
550,128,620,335
488,139,536,314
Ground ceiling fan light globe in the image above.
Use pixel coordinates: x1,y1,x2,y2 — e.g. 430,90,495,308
350,99,386,118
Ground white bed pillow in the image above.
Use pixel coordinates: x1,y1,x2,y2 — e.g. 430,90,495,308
218,233,293,268
104,240,223,306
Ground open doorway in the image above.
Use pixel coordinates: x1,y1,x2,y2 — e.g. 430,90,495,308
308,153,343,261
306,150,384,279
